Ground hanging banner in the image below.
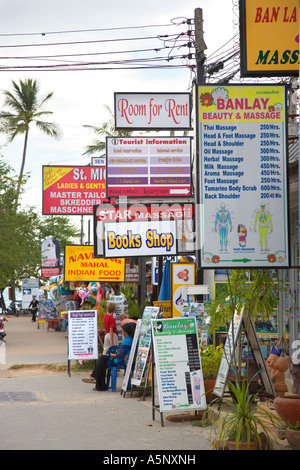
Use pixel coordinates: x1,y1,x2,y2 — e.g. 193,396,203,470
22,278,39,309
103,220,177,258
106,136,192,198
151,317,207,412
64,245,125,282
114,92,192,130
239,0,299,77
197,84,289,268
171,263,196,317
42,165,106,215
68,310,98,361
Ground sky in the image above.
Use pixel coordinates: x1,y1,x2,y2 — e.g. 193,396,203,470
0,0,238,241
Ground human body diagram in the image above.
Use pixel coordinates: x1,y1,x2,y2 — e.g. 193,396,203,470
214,203,232,252
254,204,273,252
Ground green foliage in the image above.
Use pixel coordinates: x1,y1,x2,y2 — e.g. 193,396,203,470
212,378,282,450
200,344,223,379
207,269,279,334
120,283,143,318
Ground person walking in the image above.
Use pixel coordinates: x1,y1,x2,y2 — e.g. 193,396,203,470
29,295,39,322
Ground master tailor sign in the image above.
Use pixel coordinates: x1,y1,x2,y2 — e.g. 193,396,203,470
43,166,106,215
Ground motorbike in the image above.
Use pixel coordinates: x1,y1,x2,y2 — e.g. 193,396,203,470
0,316,8,342
5,301,22,317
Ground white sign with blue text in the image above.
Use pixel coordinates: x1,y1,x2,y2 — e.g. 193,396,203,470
103,219,177,258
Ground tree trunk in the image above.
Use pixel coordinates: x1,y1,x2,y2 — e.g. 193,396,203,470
15,128,29,206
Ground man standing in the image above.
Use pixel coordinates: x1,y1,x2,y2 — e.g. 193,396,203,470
29,295,39,322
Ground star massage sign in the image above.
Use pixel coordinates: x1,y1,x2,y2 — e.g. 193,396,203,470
103,220,177,258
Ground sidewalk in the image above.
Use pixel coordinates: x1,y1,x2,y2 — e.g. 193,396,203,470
0,316,212,451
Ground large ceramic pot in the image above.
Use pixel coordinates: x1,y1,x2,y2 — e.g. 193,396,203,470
273,396,300,427
204,378,216,404
226,440,259,450
285,428,300,450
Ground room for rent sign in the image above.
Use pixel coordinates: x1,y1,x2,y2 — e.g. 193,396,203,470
43,166,106,215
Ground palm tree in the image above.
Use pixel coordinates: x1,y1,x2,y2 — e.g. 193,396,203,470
82,104,134,155
0,78,62,205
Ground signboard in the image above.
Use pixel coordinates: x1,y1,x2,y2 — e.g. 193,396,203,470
171,263,196,317
239,0,299,77
22,278,39,309
131,306,160,387
121,319,141,392
106,136,192,198
103,220,177,258
213,309,244,398
94,202,194,257
197,84,289,268
68,310,98,361
42,166,106,215
64,245,125,282
151,317,206,412
41,238,60,278
114,92,191,130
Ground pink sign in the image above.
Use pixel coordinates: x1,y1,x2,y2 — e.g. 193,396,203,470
106,137,192,198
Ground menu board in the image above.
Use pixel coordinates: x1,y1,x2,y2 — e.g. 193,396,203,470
131,306,160,387
151,317,206,412
68,310,98,361
198,84,289,268
106,136,192,198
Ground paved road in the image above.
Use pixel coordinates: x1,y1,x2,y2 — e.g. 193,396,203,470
0,316,213,452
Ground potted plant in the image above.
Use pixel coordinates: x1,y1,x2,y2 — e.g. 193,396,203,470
200,344,223,403
212,378,282,450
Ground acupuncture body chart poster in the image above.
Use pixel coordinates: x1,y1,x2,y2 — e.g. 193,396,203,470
151,317,206,412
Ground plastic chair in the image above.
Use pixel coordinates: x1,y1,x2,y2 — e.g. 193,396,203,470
106,344,132,392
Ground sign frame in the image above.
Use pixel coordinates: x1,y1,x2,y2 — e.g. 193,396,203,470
64,245,125,282
105,136,192,198
196,83,290,269
239,0,299,77
93,202,195,258
114,92,192,130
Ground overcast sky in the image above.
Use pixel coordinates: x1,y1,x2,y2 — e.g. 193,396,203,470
0,0,237,238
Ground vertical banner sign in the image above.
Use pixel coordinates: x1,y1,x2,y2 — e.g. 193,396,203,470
22,278,39,309
213,309,244,398
171,263,196,317
121,319,141,392
198,84,289,268
151,317,207,412
131,306,160,387
68,310,98,361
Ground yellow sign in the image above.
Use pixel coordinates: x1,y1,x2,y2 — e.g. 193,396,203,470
171,263,195,317
240,0,299,76
153,300,172,318
64,245,125,282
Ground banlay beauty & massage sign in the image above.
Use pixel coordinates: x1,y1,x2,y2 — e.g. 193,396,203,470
114,92,191,130
64,245,125,282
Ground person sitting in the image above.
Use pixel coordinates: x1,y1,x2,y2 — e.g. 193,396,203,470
83,322,136,391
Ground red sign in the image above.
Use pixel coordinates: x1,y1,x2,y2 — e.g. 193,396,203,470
42,166,106,215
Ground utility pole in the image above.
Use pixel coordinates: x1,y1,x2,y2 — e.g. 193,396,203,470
194,8,207,285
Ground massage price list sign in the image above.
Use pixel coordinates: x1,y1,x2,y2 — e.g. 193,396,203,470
151,317,206,413
106,136,192,198
198,84,289,268
68,310,98,361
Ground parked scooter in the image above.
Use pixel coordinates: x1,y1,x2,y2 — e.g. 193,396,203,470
5,301,21,317
0,316,8,342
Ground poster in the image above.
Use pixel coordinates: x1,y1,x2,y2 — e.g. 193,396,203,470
171,263,196,317
151,317,206,412
122,319,141,392
68,310,98,361
131,306,160,387
106,136,192,198
213,309,244,398
22,278,39,309
198,84,289,268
